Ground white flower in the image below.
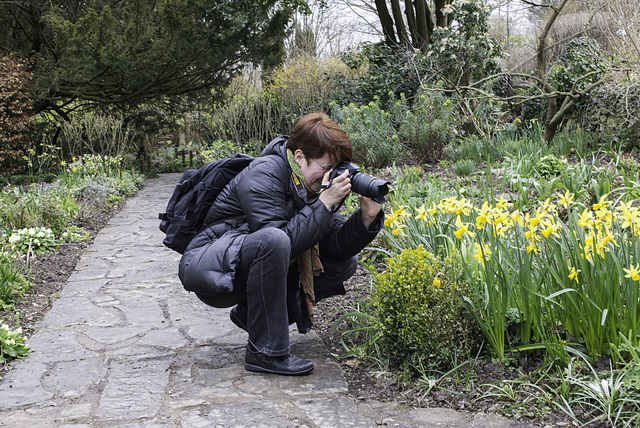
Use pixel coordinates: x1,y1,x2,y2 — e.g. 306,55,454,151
9,234,20,244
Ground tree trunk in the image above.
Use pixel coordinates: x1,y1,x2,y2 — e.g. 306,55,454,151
535,0,570,143
390,0,410,48
374,0,398,46
434,0,450,28
414,0,430,51
404,0,418,47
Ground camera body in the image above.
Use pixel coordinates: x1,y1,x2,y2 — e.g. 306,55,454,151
327,161,389,205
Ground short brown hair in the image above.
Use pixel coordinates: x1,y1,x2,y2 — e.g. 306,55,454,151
287,112,353,164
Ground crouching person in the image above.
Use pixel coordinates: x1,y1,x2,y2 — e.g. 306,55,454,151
178,112,384,376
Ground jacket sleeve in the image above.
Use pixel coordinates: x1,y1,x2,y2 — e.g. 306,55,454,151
319,208,385,260
235,158,335,258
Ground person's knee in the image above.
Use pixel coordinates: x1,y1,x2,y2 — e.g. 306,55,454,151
256,227,290,252
243,227,291,261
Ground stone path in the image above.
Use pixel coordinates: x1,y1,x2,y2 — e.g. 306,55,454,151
0,173,538,427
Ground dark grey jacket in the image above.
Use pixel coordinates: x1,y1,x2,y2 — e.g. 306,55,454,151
178,136,384,296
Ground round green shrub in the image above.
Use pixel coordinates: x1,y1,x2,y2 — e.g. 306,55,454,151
372,246,480,372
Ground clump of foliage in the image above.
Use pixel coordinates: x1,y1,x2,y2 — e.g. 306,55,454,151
332,100,403,168
399,89,459,162
429,0,502,87
0,320,30,364
0,253,31,309
8,227,58,256
547,37,606,93
266,54,353,117
372,246,480,372
330,42,429,110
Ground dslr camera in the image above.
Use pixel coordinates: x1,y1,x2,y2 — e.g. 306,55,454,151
324,161,390,211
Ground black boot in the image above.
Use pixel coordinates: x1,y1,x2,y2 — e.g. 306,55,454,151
229,304,248,332
244,344,314,376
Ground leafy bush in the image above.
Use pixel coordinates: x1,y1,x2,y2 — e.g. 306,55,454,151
547,37,606,94
332,100,403,168
372,247,480,372
428,0,502,86
0,321,30,364
575,81,640,148
399,89,459,162
266,54,352,116
330,42,429,110
453,159,476,176
8,226,58,256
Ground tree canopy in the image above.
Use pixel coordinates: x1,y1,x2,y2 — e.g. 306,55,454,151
0,0,308,118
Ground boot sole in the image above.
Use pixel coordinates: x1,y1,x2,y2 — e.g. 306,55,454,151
244,362,314,376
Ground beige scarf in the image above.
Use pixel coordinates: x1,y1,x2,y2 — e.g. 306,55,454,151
287,149,324,316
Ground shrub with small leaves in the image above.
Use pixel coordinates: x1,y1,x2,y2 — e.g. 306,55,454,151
8,226,58,256
399,90,459,162
332,100,403,168
0,321,31,364
372,246,480,372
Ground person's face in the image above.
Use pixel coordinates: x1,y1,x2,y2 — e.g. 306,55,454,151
294,149,337,192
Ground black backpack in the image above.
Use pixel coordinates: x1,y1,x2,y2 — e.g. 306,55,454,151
159,153,254,254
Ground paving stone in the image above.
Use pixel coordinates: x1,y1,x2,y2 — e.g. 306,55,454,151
95,358,172,420
55,358,101,397
39,297,123,328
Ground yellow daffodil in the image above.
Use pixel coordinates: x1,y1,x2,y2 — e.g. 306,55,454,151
496,194,513,210
415,205,429,222
454,215,475,239
394,206,410,218
624,263,640,281
558,190,575,209
60,160,66,166
473,242,492,266
578,209,594,229
392,224,407,237
593,194,609,211
511,210,524,228
433,278,441,288
475,201,491,229
568,266,579,283
541,223,561,239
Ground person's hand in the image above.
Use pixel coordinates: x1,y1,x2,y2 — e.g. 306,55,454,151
358,195,382,229
319,170,351,210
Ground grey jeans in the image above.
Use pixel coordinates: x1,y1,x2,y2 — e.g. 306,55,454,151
196,227,357,356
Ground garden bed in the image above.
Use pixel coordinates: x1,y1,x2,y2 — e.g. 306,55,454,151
313,266,580,427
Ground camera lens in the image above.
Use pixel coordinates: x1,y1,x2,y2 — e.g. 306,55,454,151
351,173,390,203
